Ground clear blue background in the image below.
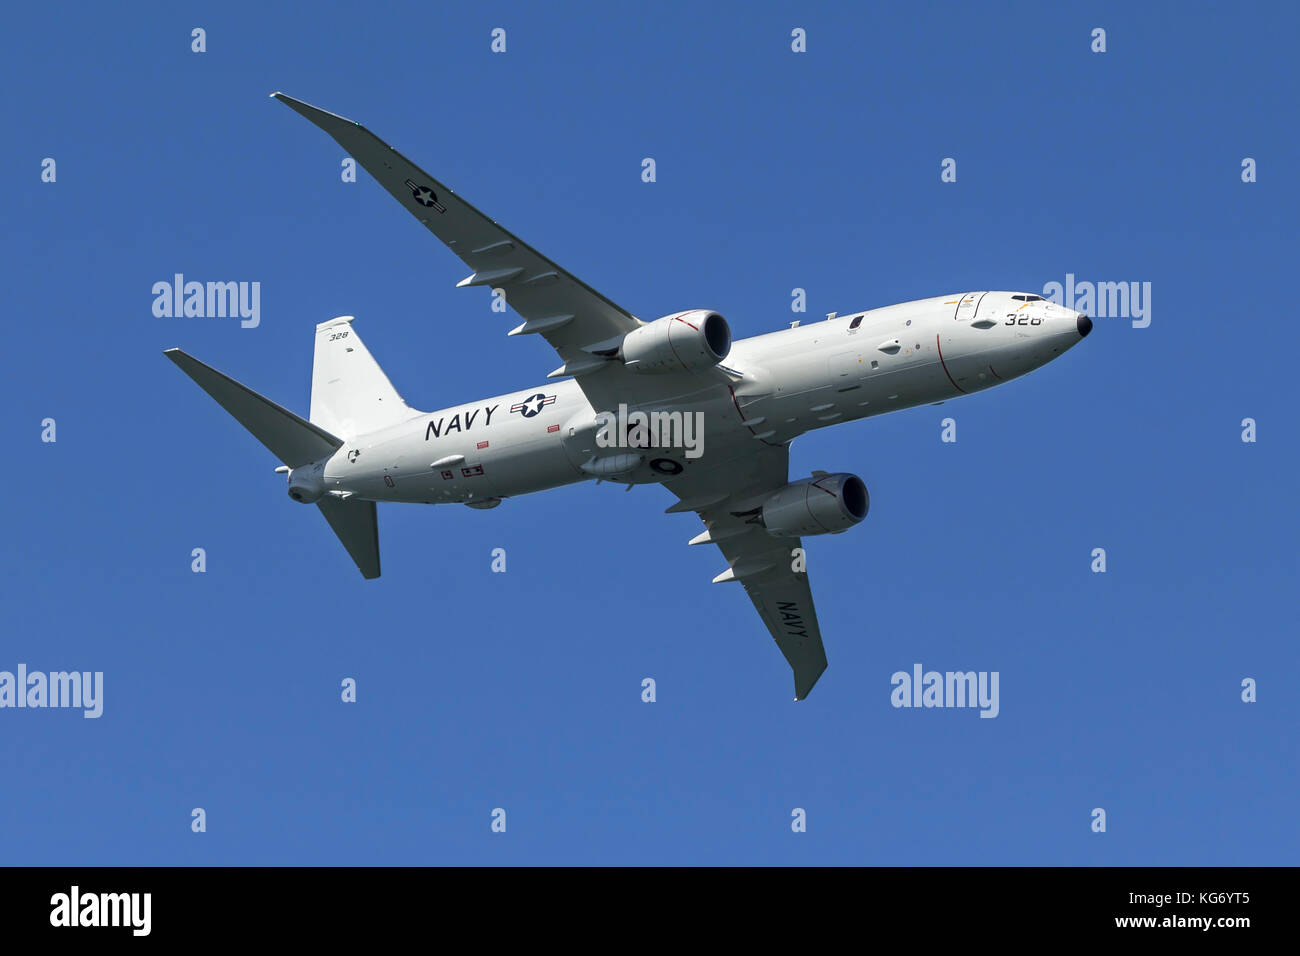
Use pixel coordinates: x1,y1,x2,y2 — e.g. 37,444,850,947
4,1,1295,865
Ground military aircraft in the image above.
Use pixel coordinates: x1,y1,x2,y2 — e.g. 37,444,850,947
165,93,1092,699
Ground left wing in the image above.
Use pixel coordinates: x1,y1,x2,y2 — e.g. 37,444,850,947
272,93,641,388
669,442,829,700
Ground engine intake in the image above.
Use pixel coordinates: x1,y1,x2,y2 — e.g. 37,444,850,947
621,310,731,374
761,473,869,537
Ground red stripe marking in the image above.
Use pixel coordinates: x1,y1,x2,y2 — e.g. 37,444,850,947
809,477,839,497
808,480,838,533
728,384,777,445
935,333,967,394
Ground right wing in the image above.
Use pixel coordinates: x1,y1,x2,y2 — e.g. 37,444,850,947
669,442,829,700
272,93,641,385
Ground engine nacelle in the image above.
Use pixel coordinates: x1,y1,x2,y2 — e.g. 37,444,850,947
287,465,324,504
760,473,869,537
621,310,731,374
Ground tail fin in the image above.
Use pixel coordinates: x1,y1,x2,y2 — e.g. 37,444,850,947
164,348,342,468
311,317,416,438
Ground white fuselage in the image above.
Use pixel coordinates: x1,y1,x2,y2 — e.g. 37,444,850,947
311,292,1089,505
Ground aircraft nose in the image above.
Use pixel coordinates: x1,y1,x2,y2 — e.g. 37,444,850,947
1076,314,1093,338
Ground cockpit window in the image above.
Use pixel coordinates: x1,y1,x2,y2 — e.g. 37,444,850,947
1012,294,1046,302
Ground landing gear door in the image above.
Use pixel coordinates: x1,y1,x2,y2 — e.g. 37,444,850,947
954,292,987,323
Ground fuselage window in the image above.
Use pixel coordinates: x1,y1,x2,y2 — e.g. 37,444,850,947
849,315,864,330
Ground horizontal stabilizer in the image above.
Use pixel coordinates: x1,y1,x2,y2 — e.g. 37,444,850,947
317,497,380,579
164,348,342,468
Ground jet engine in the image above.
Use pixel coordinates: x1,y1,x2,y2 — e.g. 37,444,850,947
621,310,731,374
760,473,869,536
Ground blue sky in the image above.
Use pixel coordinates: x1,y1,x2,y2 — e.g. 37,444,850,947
3,1,1296,864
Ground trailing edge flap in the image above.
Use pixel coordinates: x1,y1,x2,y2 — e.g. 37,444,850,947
317,497,381,579
164,348,342,468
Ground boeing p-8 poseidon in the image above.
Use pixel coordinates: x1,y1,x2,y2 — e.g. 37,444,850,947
166,94,1092,699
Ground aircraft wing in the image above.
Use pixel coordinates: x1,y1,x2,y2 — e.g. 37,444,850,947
272,93,646,397
669,442,829,700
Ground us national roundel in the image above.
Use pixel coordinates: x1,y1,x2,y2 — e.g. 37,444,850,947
510,393,556,418
404,178,446,213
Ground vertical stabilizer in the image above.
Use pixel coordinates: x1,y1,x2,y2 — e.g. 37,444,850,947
311,316,417,437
